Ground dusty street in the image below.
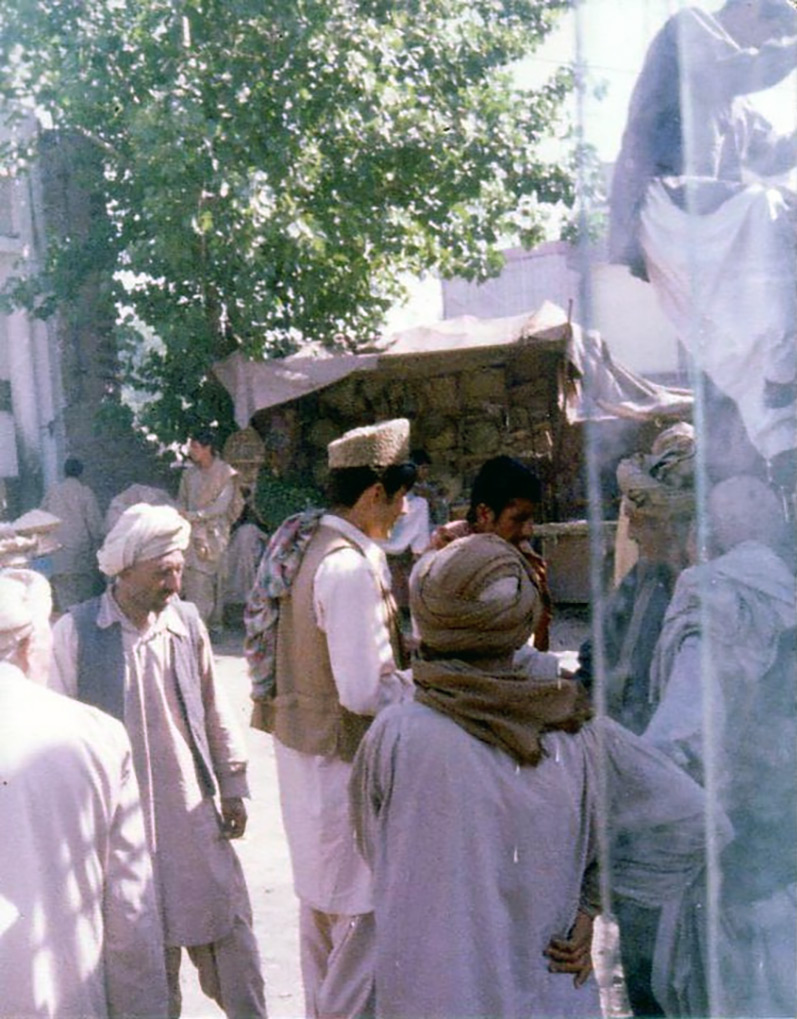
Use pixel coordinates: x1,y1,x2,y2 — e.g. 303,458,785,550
179,618,630,1018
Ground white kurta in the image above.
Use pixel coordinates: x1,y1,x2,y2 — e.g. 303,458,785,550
351,705,716,1019
378,493,430,555
0,663,167,1018
50,592,251,947
275,514,412,916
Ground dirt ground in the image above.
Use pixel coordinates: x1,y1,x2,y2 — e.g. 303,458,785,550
179,612,631,1018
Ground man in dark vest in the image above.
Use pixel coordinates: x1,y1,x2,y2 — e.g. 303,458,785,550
245,418,416,1019
50,502,266,1019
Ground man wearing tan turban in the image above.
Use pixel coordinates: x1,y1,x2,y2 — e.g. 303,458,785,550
49,503,266,1019
351,533,726,1019
0,569,168,1018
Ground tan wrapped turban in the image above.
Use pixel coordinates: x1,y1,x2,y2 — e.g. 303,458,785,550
411,534,591,766
411,533,540,658
0,569,52,659
617,421,695,518
97,503,191,578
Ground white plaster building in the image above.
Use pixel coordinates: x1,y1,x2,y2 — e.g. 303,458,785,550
0,115,65,515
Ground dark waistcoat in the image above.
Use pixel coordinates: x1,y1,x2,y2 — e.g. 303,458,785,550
70,596,217,796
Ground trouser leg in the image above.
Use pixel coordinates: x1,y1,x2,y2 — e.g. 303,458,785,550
186,914,267,1019
615,897,664,1017
209,567,225,629
299,904,375,1019
164,946,183,1018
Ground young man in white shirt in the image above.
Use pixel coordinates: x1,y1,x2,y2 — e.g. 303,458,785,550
246,418,416,1019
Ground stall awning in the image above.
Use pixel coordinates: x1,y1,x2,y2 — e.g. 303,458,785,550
213,301,692,428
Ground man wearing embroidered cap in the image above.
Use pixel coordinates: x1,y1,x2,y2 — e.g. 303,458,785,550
245,418,416,1019
0,569,168,1017
50,503,267,1019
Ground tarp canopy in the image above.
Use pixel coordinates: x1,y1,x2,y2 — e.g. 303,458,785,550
213,301,693,428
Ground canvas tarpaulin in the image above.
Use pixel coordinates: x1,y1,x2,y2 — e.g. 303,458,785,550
213,301,693,428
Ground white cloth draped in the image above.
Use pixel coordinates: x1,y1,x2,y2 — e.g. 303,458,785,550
640,179,796,460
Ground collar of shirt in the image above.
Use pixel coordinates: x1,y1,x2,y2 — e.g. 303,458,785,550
99,589,190,639
320,513,391,588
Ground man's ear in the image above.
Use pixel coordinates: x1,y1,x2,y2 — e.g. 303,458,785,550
474,503,495,529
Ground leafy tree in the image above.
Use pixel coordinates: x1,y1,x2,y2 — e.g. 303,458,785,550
0,0,573,444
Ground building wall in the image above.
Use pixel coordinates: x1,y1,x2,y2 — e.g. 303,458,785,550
0,116,64,516
442,241,682,380
0,122,175,517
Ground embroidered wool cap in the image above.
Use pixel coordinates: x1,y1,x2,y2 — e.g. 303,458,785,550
327,418,410,470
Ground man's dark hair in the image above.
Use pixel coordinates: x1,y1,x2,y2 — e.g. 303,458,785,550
410,448,432,467
327,463,417,508
189,428,217,452
64,457,84,478
467,456,542,524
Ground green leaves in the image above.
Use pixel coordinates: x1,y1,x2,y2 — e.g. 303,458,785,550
0,0,574,443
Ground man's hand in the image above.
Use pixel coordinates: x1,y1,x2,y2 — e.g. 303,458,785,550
544,909,594,987
221,796,248,839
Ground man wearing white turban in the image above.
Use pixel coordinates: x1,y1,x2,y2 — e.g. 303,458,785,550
50,503,267,1019
0,569,168,1018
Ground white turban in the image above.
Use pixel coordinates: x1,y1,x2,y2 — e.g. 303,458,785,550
708,475,788,554
97,503,191,578
0,569,52,659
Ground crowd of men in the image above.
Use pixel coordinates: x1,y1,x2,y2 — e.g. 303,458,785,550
2,0,796,1014
1,400,795,1018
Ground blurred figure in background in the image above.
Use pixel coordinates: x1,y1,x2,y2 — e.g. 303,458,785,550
578,422,695,1018
223,498,268,628
178,428,243,631
378,450,432,620
40,457,104,612
644,475,795,1017
610,0,797,490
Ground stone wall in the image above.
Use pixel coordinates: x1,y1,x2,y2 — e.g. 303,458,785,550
251,345,660,523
